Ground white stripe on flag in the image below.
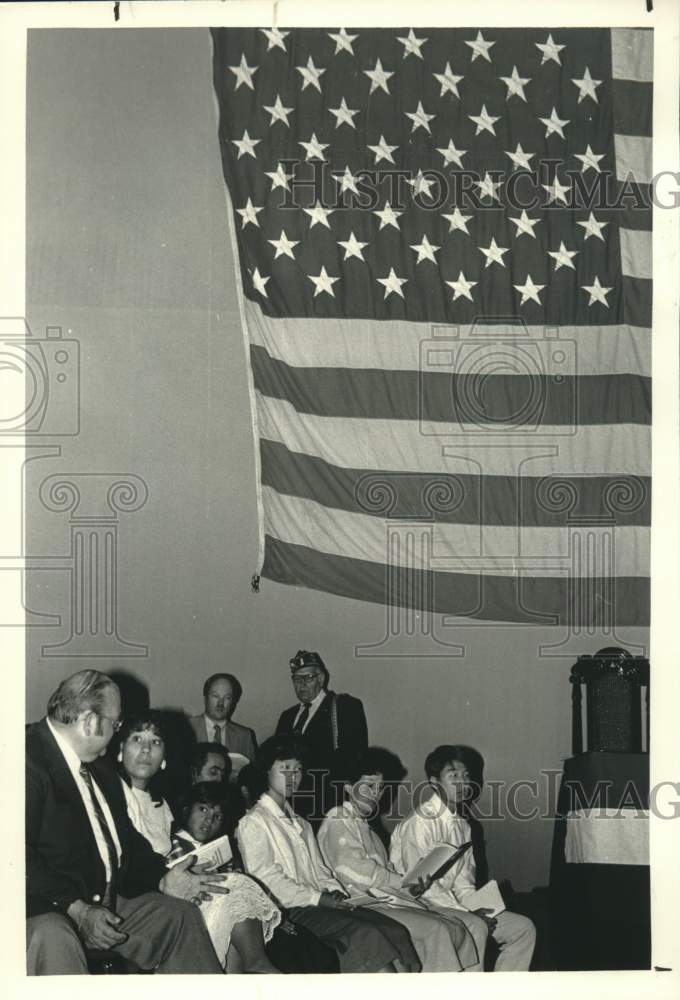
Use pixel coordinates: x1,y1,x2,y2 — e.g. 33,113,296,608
614,134,652,184
620,229,653,280
611,28,653,82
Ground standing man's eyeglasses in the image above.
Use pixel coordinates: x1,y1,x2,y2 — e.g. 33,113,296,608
99,713,124,733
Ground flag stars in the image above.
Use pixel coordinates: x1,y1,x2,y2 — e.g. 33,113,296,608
543,175,571,204
364,58,394,95
378,268,408,299
265,163,294,191
260,28,289,51
405,101,435,133
304,201,335,229
548,241,579,271
446,271,477,301
299,133,329,160
337,232,368,261
476,172,503,202
539,107,570,140
433,63,464,99
469,105,500,136
229,54,258,91
373,203,403,230
514,274,545,305
367,135,398,165
500,66,530,102
263,95,293,127
506,143,534,171
268,230,300,260
465,31,495,63
575,145,605,173
236,197,263,229
397,29,428,59
437,139,467,168
407,170,437,199
328,28,358,55
334,166,361,195
442,207,473,235
479,237,509,268
582,276,612,307
509,210,541,238
251,268,270,297
410,235,440,264
297,56,326,91
577,212,608,242
572,67,602,104
535,34,565,66
308,266,339,298
231,129,260,159
329,98,359,129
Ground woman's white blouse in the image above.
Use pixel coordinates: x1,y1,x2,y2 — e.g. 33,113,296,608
121,781,174,856
237,793,342,909
318,801,405,894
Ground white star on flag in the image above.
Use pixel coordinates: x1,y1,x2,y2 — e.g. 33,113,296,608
378,268,408,299
572,67,602,103
299,133,329,160
364,58,394,95
333,166,361,195
442,207,473,234
337,232,368,261
433,63,464,98
410,235,440,264
329,98,359,129
328,28,358,55
500,66,530,101
407,170,437,199
367,135,398,165
231,129,260,159
265,163,294,191
476,172,503,202
582,276,612,306
309,266,339,298
268,230,300,259
397,29,427,59
251,268,269,296
543,175,571,204
539,107,570,139
535,34,565,65
548,241,579,271
437,139,467,168
577,212,608,242
373,203,403,230
237,197,263,229
574,145,605,173
506,143,534,171
297,56,325,91
509,210,541,238
405,101,435,133
260,28,289,51
304,201,335,229
446,270,477,301
465,31,495,63
514,274,545,305
229,54,258,90
263,95,293,127
469,104,499,136
479,237,509,268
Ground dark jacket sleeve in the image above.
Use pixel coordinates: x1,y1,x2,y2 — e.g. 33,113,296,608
275,709,290,735
337,695,368,754
26,759,82,917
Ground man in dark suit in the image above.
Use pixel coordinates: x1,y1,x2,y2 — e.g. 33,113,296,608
189,673,257,762
275,651,368,824
26,669,227,974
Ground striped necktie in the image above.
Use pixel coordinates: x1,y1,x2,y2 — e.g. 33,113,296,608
79,763,118,909
213,723,222,744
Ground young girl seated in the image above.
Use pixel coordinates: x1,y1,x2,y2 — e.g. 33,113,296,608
169,782,281,972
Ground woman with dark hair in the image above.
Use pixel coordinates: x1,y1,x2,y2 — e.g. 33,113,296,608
237,735,422,974
318,747,481,972
116,712,175,855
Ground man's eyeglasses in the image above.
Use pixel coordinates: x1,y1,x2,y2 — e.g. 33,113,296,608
293,674,322,685
99,713,124,733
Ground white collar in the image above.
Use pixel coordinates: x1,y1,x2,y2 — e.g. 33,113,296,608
297,689,326,713
204,714,225,730
258,792,300,824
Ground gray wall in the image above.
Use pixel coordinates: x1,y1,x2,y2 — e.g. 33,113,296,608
25,28,648,891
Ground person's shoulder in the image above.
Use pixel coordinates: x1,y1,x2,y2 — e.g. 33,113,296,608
321,803,348,824
26,719,51,769
229,719,255,738
335,692,364,708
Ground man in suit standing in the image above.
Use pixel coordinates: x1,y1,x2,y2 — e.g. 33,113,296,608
275,651,368,824
26,669,227,974
189,673,257,761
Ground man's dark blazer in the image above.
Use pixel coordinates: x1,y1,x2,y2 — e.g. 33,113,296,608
26,719,167,919
275,690,368,767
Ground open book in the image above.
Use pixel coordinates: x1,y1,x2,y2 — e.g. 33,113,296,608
165,833,233,871
400,841,473,888
462,879,506,917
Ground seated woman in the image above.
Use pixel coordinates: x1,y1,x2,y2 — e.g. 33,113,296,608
318,747,481,972
237,735,422,974
116,714,279,973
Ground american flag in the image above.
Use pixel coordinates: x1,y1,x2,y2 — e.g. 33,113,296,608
211,26,651,627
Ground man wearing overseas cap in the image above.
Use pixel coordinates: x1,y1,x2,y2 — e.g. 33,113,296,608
275,651,368,825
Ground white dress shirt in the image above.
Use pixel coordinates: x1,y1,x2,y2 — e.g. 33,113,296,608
292,689,326,733
204,715,225,744
47,717,122,882
237,793,341,908
389,790,476,911
318,801,405,894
